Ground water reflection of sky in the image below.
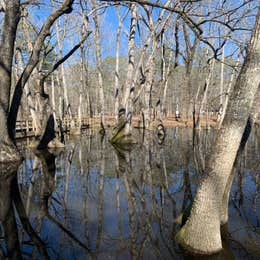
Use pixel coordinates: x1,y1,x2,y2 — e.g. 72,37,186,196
1,128,259,259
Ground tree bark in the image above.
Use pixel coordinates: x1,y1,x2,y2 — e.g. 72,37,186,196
0,0,20,114
110,4,137,144
15,48,42,136
176,9,260,255
0,0,21,162
7,0,74,141
91,0,106,132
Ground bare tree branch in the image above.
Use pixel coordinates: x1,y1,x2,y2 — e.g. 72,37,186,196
8,0,75,141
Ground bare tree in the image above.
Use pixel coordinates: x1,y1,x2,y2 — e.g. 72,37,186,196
176,9,260,254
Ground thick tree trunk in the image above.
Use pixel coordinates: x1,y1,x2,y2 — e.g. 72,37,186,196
29,92,64,150
0,0,20,114
0,108,20,162
7,0,74,141
176,10,260,255
0,0,21,162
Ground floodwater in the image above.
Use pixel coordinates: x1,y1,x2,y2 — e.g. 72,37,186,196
0,128,259,259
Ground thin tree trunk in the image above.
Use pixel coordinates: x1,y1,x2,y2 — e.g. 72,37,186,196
196,58,215,129
110,4,137,144
219,45,225,114
91,0,105,132
114,7,126,124
218,58,240,127
51,0,73,120
15,49,42,136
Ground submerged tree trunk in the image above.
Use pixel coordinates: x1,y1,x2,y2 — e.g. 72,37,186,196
110,4,137,144
176,10,260,255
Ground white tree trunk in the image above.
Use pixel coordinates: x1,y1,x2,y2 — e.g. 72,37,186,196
177,11,260,254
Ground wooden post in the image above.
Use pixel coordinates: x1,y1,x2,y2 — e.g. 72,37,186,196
26,120,29,136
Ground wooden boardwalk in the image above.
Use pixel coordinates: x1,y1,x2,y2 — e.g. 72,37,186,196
16,116,92,139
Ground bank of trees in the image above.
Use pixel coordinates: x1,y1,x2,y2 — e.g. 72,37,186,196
1,1,258,152
0,0,259,256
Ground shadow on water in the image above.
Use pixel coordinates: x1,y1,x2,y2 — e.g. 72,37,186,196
0,127,259,259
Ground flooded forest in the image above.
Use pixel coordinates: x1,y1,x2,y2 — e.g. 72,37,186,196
0,0,259,259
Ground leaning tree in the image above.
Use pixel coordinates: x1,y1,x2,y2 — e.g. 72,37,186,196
0,0,76,162
176,9,260,254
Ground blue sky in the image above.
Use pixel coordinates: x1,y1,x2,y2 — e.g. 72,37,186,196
26,0,258,66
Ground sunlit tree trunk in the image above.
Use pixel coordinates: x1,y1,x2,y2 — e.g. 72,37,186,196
110,4,137,144
51,0,73,121
196,58,215,129
218,58,240,127
91,0,105,133
51,74,58,131
0,0,21,162
15,48,42,136
114,7,126,124
143,40,156,130
219,45,225,116
7,0,75,148
177,10,260,254
181,24,198,121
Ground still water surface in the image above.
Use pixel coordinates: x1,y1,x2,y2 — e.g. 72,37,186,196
0,128,259,259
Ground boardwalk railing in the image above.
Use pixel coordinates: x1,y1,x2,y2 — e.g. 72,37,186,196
16,116,94,138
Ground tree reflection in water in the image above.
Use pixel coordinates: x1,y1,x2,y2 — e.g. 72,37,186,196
0,128,259,259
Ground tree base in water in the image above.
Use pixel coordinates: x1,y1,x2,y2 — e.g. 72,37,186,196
110,133,137,145
29,138,65,150
110,121,137,145
176,227,223,256
47,138,65,149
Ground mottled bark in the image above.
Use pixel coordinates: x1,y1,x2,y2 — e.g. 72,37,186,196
91,0,105,132
8,0,74,141
177,10,260,255
0,0,21,162
218,59,240,127
0,0,20,114
114,7,125,124
110,4,137,144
